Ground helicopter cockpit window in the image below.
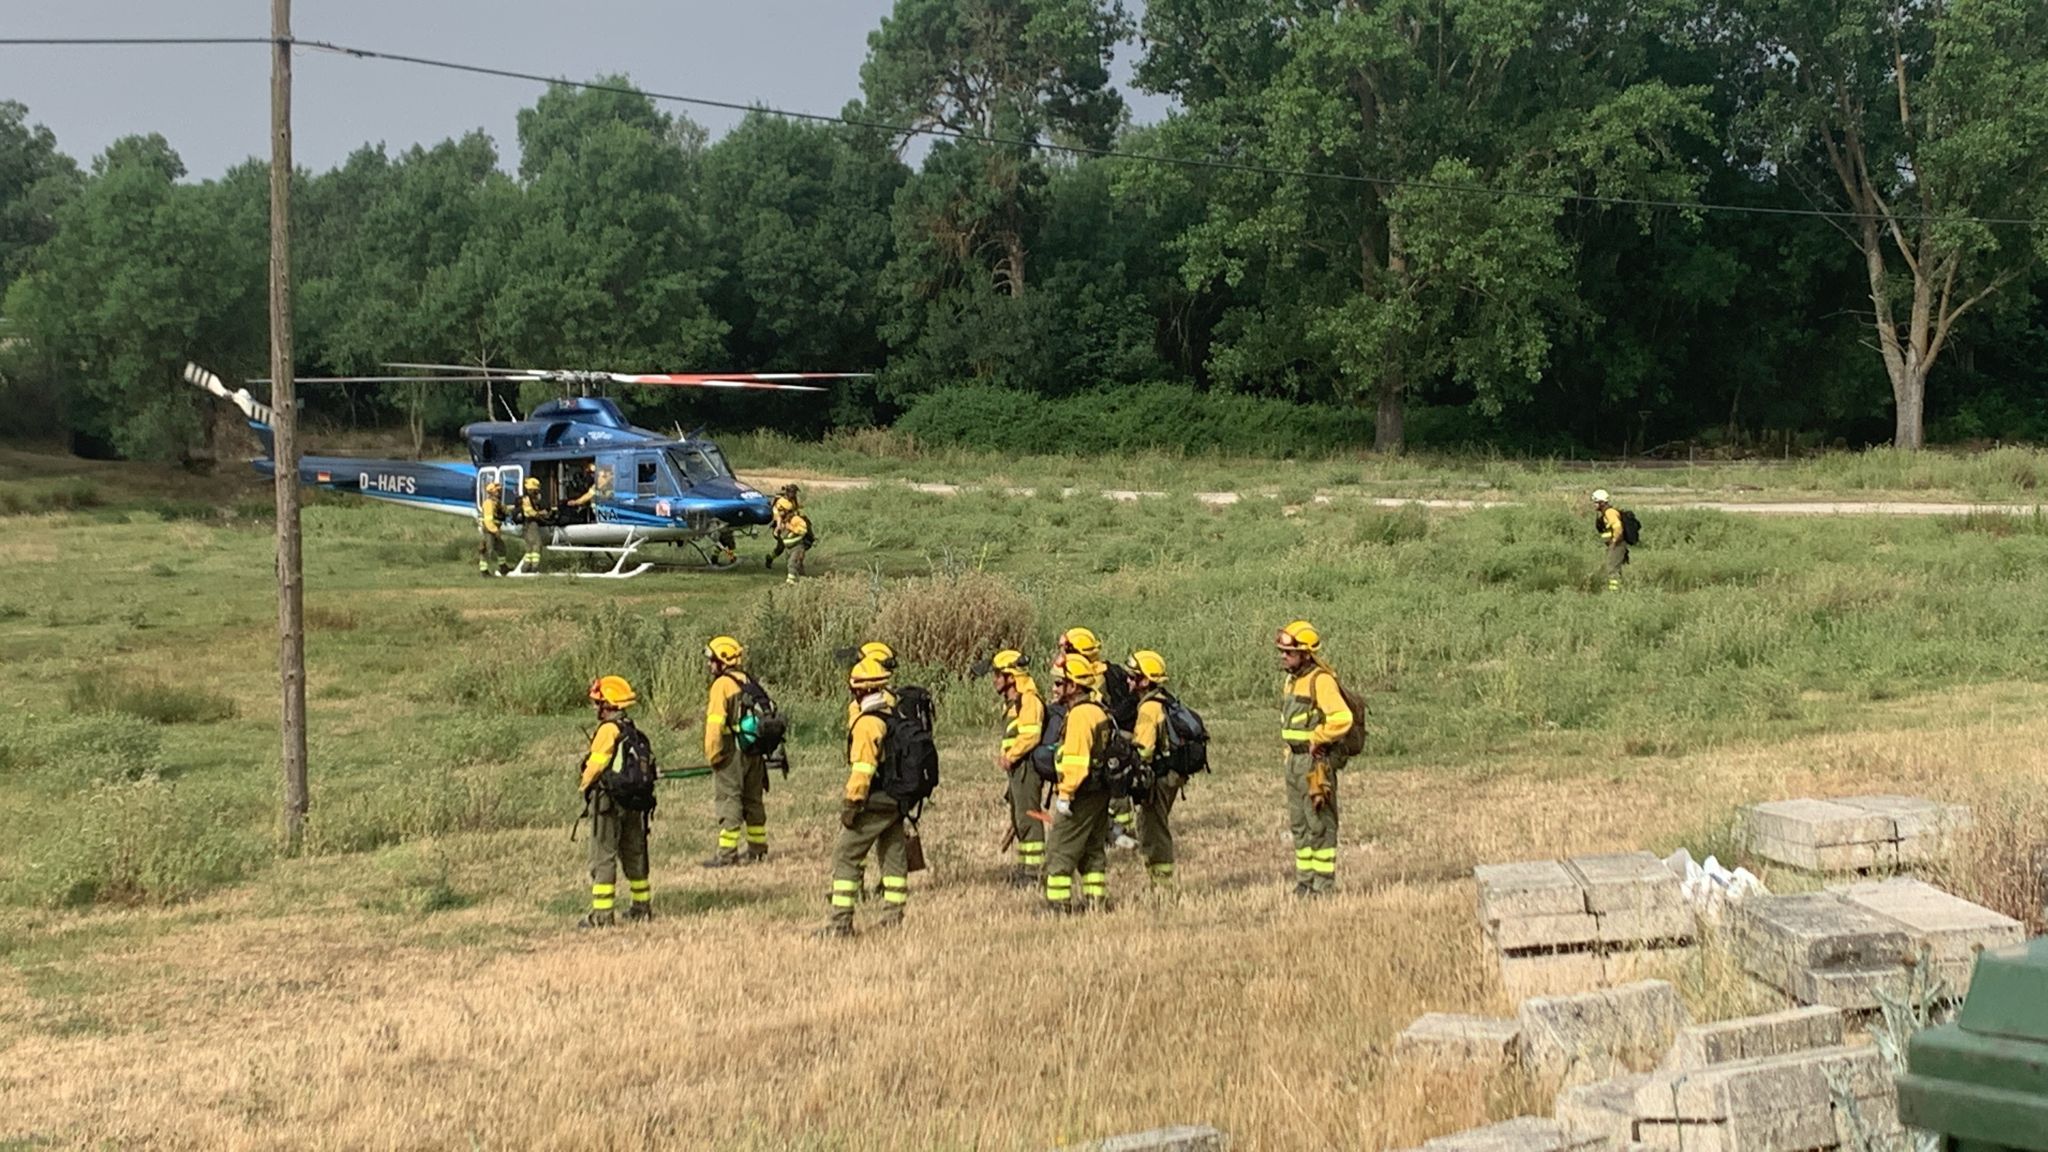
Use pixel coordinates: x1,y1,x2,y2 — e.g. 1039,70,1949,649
637,460,659,487
666,447,732,486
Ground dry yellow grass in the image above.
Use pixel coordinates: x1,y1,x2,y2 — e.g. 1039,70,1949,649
5,688,2046,1151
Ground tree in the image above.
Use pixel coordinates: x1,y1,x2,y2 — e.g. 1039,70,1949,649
3,137,264,459
1136,0,1709,452
0,101,80,301
1729,0,2048,449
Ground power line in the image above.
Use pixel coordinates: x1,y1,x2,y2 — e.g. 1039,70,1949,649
6,33,2045,229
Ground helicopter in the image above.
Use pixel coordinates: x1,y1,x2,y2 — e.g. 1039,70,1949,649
183,361,859,579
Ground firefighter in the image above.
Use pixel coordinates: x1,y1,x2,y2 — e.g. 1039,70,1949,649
992,649,1047,886
770,504,813,585
563,461,604,524
578,675,652,926
1125,650,1180,888
477,480,510,576
823,657,908,937
1593,489,1627,592
701,635,770,867
1058,627,1139,851
517,476,550,573
1042,653,1113,914
1277,621,1354,897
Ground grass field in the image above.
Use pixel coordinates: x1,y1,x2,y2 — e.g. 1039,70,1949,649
3,443,2048,1151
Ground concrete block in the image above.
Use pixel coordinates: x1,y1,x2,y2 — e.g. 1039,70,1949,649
1731,892,1913,999
1800,965,1914,1011
1744,798,1895,848
1057,1127,1229,1152
1659,1006,1843,1072
1492,912,1603,952
1479,860,1588,921
1502,952,1609,1000
1836,877,2024,974
1419,1116,1606,1152
1555,1075,1647,1146
1834,794,1972,841
1568,853,1686,914
1595,906,1696,947
1395,1013,1523,1066
1518,980,1689,1084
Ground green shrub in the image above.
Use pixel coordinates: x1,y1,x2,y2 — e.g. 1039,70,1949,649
6,712,165,784
11,777,265,906
68,669,237,725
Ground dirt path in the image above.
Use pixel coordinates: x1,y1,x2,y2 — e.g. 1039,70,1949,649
749,473,2040,517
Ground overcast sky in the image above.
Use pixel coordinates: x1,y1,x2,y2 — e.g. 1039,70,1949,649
2,1,1170,178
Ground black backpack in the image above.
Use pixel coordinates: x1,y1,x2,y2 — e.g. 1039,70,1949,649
599,717,659,812
1620,509,1642,546
1031,700,1067,784
1156,692,1210,777
1101,664,1138,729
724,673,788,757
1098,721,1151,801
874,686,940,815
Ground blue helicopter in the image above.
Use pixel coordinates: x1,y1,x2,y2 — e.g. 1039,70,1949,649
184,361,854,578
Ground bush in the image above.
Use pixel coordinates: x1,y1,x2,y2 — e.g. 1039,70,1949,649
68,669,237,725
10,777,265,906
739,566,1036,696
897,383,1378,457
5,712,165,784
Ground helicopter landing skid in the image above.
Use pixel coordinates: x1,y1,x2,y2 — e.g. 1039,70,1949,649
505,531,656,580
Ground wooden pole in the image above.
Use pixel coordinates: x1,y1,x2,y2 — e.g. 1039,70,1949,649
270,0,309,854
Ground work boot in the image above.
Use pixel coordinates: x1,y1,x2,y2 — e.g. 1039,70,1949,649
578,909,616,929
764,553,776,570
497,563,512,576
1008,867,1039,889
814,919,855,939
875,908,904,931
701,851,740,869
1291,880,1315,899
1109,826,1139,851
625,904,653,923
746,844,769,865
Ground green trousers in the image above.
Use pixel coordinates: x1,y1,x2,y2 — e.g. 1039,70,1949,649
1284,751,1339,893
1604,541,1629,591
1111,795,1136,837
587,793,651,918
478,528,507,571
1136,771,1183,884
521,521,545,569
830,794,907,929
712,752,769,860
1007,764,1046,873
783,540,808,582
1043,786,1110,908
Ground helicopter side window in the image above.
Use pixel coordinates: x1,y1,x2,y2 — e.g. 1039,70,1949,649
638,460,659,488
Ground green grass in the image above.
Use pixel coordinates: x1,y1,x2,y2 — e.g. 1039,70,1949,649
7,448,2048,910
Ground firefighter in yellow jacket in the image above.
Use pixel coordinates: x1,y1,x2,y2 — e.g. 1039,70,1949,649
1126,650,1180,888
823,657,907,937
579,675,652,926
517,476,549,573
477,480,510,576
1593,489,1627,592
1042,653,1113,913
1277,621,1354,897
992,649,1047,886
702,635,769,867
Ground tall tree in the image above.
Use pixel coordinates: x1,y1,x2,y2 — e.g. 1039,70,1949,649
1728,0,2048,449
1137,0,1709,452
0,101,80,301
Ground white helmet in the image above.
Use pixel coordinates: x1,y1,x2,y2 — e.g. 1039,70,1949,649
1592,489,1610,504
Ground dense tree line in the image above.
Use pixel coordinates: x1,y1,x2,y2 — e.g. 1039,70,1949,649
3,0,2047,461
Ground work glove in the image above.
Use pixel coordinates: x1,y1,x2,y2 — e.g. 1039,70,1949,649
839,799,862,829
1306,759,1332,811
1054,795,1073,818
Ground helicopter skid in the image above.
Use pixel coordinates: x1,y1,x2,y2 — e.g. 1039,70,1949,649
507,530,658,579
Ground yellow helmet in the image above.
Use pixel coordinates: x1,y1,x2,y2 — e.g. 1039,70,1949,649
588,675,637,709
1125,649,1168,683
991,649,1029,675
1276,620,1322,652
1059,627,1102,659
523,477,541,491
484,480,502,494
849,656,893,691
704,636,745,666
858,641,897,670
1052,653,1105,690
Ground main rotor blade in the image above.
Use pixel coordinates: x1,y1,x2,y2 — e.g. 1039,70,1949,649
607,372,870,393
255,375,530,384
383,362,538,377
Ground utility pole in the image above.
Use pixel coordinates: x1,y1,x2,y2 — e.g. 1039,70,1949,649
270,0,309,854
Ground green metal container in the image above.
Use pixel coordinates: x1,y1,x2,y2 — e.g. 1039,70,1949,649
1897,935,2048,1150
